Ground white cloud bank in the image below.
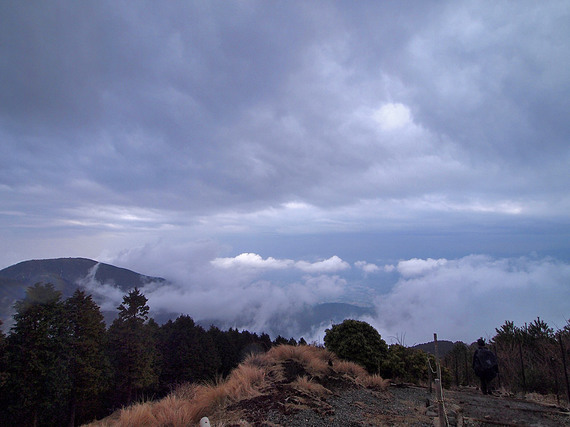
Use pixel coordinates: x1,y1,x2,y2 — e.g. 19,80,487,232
367,255,570,345
211,253,294,270
100,242,570,345
211,253,350,274
355,260,380,274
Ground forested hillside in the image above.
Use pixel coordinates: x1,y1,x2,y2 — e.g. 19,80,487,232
0,283,568,426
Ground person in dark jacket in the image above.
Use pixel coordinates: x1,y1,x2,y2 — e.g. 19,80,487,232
472,338,499,395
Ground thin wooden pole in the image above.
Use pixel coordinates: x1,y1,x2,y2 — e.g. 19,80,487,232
434,333,445,427
558,333,570,406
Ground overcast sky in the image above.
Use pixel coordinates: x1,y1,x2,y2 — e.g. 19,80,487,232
1,1,569,344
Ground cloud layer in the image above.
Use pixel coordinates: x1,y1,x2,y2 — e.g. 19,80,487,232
86,242,570,345
370,255,570,344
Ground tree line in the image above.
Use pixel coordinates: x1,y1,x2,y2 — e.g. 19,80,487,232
443,317,570,404
0,283,300,426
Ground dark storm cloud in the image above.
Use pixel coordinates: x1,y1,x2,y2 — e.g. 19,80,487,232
2,1,569,347
1,1,317,211
2,1,569,224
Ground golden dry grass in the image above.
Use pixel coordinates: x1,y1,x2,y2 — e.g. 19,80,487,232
290,375,332,396
151,395,194,426
264,344,335,367
357,374,391,390
86,345,390,426
333,359,368,379
117,402,155,426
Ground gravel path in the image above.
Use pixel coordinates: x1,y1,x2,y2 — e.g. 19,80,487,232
231,384,570,426
242,384,434,426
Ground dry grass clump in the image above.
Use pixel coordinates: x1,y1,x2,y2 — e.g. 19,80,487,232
291,375,332,396
170,382,200,400
117,402,154,426
332,359,389,390
259,344,335,376
187,364,266,421
148,395,195,426
333,359,368,379
357,374,390,390
97,364,265,426
224,364,266,399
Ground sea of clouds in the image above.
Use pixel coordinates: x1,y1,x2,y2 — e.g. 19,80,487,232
80,241,570,346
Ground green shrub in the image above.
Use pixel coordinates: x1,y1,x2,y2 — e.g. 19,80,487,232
324,319,388,374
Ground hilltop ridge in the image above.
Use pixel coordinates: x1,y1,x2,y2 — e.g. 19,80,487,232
85,344,570,426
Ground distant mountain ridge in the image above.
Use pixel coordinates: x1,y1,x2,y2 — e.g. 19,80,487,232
0,257,166,329
0,257,165,292
412,340,456,356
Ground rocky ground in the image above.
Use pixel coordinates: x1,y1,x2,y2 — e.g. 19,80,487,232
90,345,570,426
226,378,570,426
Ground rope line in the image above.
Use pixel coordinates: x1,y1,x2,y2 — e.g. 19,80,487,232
427,357,450,426
427,356,437,374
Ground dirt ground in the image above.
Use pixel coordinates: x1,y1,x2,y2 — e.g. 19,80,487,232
228,381,570,426
442,387,570,426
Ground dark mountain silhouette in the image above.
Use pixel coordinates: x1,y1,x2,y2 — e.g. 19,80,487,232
0,257,165,292
412,339,456,356
0,257,166,328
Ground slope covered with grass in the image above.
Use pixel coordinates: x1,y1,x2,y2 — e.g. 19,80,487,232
86,344,390,426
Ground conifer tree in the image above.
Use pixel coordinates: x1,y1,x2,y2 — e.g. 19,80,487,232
65,290,110,426
108,288,158,406
5,283,72,426
157,315,220,392
208,325,239,376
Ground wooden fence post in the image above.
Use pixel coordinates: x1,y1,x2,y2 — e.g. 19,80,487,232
558,333,570,406
434,333,445,427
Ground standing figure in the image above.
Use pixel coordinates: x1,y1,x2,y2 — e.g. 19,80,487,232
472,338,499,395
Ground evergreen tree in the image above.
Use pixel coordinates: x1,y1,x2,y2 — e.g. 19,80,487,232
0,320,8,422
158,316,220,392
259,332,272,351
273,335,289,346
108,288,158,407
5,283,72,426
65,290,111,426
208,326,240,377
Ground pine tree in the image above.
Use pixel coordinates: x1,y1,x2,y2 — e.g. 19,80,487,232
208,325,239,377
5,283,72,426
65,290,110,426
108,288,158,406
158,315,220,392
